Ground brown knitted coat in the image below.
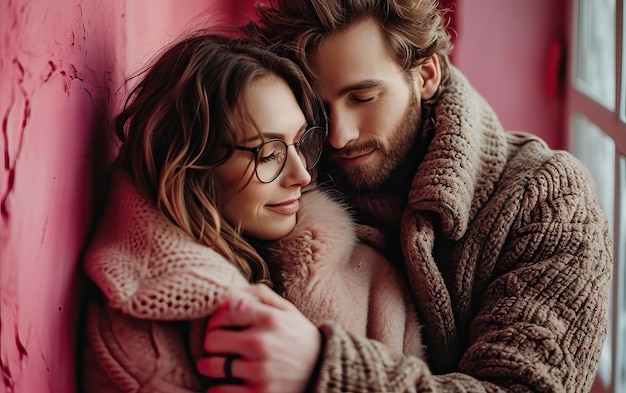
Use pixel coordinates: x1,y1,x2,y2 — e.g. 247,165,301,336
307,68,613,393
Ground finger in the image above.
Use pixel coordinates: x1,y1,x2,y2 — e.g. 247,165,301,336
203,328,254,354
244,283,294,310
196,356,224,379
206,384,252,393
206,295,265,332
197,356,265,391
196,355,241,380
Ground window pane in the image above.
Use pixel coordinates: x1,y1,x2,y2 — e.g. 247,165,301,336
570,115,615,227
622,5,626,123
617,156,626,391
570,114,616,388
575,0,616,110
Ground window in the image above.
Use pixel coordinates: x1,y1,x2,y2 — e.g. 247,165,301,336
568,0,626,392
618,157,626,390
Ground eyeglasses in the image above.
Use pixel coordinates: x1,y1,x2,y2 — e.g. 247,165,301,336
234,126,327,183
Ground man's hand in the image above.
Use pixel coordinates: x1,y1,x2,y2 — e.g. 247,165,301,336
197,284,322,393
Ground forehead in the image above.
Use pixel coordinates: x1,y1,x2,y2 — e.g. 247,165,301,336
310,17,402,97
236,74,306,138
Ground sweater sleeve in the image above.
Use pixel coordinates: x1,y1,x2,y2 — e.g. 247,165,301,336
457,151,612,391
84,170,251,321
309,152,611,392
83,300,212,393
314,323,503,392
85,236,249,321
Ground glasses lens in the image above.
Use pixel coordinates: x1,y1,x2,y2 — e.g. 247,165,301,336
256,140,287,182
299,127,326,170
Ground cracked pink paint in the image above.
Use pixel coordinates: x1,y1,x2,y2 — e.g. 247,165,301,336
0,1,259,392
1,1,124,391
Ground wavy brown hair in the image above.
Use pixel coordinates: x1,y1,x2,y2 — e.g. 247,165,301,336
114,32,323,284
244,0,454,105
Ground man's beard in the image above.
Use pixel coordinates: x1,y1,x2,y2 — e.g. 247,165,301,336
329,88,421,190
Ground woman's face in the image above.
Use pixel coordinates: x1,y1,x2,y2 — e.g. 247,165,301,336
214,74,312,241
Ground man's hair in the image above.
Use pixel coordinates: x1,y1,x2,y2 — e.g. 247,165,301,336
244,0,454,101
114,32,322,284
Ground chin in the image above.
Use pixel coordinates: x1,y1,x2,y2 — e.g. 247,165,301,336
345,165,389,190
259,220,297,241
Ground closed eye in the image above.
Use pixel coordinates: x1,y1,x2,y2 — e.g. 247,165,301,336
260,150,286,165
260,151,277,163
350,95,375,104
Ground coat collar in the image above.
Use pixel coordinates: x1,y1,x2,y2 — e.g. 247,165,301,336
406,67,509,240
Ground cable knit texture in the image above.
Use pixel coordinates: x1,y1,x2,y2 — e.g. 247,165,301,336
82,169,251,392
268,188,424,357
308,68,612,393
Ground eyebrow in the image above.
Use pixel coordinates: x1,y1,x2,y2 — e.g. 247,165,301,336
338,79,384,97
239,123,308,144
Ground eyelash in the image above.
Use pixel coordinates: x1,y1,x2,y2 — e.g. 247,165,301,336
260,151,279,164
351,95,375,104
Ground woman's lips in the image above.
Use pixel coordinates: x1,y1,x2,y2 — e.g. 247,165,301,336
267,199,300,215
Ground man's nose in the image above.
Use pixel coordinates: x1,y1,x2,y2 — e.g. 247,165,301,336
327,109,359,149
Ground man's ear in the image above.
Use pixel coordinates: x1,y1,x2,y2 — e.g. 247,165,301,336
412,54,441,100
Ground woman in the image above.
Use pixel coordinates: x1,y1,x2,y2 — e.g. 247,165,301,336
82,32,422,393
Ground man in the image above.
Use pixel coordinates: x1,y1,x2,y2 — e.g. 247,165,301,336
197,1,612,392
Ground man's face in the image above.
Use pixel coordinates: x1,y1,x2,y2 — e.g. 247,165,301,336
310,17,422,190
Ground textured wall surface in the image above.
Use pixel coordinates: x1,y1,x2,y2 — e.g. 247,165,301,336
454,0,567,149
1,1,124,391
0,1,255,392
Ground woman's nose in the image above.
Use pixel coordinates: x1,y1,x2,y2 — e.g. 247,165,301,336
282,145,312,186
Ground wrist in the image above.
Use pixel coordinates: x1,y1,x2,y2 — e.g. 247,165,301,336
304,327,325,393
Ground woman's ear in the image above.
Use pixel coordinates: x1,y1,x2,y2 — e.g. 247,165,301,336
413,54,441,100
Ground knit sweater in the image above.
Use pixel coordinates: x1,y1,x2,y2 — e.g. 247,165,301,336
82,169,247,392
304,68,613,392
81,170,423,392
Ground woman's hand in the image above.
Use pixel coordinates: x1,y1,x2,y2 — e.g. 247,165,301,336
197,284,322,393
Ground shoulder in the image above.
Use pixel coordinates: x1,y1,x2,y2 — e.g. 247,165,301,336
86,169,235,270
84,169,248,318
502,133,604,213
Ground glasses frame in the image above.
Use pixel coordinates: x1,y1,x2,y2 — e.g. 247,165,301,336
234,126,327,183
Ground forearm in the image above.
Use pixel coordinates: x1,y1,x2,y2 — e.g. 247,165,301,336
314,323,505,393
84,301,205,392
461,226,611,392
313,242,610,393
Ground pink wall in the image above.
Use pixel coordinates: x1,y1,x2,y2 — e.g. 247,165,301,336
0,1,566,392
1,1,124,391
0,1,254,392
454,0,567,149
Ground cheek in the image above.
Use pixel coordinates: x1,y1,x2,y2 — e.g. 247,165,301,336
215,160,255,200
213,163,257,226
365,101,405,136
376,91,411,133
220,184,268,232
220,196,243,228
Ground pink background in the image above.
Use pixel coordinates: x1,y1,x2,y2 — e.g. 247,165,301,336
0,0,566,391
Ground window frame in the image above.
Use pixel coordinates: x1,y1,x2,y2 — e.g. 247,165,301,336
566,0,625,392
